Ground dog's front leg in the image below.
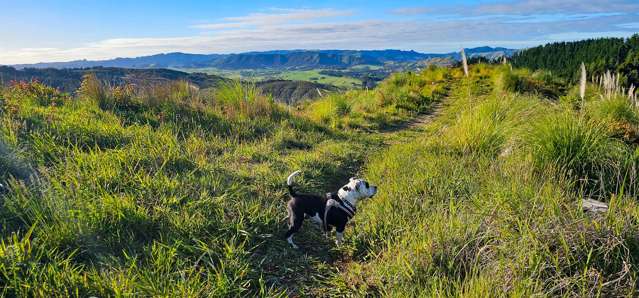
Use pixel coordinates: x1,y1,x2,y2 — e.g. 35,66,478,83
335,232,344,246
335,225,345,246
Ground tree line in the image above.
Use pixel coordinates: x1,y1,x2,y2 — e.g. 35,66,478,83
512,34,639,87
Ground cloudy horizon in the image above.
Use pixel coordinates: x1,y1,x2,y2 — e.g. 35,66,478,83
1,0,638,65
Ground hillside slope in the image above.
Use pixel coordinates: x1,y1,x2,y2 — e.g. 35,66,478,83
1,64,638,296
327,65,639,296
0,66,228,92
255,80,339,104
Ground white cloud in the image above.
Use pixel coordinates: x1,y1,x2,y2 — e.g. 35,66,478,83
390,7,433,16
191,8,352,31
191,23,246,30
475,0,639,14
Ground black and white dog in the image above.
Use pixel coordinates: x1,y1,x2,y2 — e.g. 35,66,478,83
284,170,378,249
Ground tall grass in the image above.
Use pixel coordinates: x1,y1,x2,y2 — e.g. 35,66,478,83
3,63,639,296
528,112,628,196
305,66,455,130
0,72,379,296
327,65,639,296
79,73,110,107
0,136,33,182
212,81,279,119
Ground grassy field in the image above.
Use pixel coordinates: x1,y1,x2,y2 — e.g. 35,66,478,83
178,68,363,89
1,64,639,296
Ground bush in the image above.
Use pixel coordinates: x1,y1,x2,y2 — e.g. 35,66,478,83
139,80,197,108
375,70,447,112
212,81,279,119
79,73,109,108
586,96,639,142
8,80,69,106
495,67,563,99
448,104,507,156
447,95,534,156
528,112,627,195
0,137,33,182
305,93,353,128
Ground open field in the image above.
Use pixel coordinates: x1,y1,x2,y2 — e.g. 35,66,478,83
2,63,639,296
177,68,363,89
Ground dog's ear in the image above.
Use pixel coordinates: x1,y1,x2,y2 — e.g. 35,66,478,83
349,177,357,182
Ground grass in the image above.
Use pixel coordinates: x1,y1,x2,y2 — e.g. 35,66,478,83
324,65,639,296
0,77,382,296
2,64,639,296
303,66,459,130
179,68,363,89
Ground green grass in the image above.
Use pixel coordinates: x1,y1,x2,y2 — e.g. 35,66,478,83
2,64,639,296
178,68,363,89
324,65,639,296
303,66,460,130
0,78,384,296
278,70,361,88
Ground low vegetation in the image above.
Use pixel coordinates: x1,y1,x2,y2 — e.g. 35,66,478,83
327,65,639,296
1,61,639,296
304,66,458,130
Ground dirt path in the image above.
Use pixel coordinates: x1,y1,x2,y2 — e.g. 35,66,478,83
276,81,456,296
284,99,449,296
378,101,445,145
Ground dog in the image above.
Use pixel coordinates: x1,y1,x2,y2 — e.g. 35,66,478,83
284,170,377,249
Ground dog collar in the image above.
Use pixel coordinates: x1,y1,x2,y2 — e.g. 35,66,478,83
326,193,356,218
341,199,356,214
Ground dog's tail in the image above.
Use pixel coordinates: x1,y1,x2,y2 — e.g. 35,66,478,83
287,170,301,196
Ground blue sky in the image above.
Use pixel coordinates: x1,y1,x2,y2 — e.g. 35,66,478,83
1,0,638,64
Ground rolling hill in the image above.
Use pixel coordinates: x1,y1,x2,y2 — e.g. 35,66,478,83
0,66,228,92
10,47,516,70
0,66,337,104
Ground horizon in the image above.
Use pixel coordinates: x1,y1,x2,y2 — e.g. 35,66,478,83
1,0,638,65
6,46,513,66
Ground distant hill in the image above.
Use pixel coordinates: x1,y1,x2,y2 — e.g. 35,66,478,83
255,80,339,104
10,48,516,70
0,66,228,92
0,66,336,104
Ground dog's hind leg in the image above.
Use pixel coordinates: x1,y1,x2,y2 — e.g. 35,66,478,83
285,219,302,249
284,207,303,249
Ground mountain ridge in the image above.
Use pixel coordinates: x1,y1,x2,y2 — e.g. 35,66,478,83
9,47,517,70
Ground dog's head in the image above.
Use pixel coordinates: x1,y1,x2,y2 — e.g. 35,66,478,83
338,177,378,202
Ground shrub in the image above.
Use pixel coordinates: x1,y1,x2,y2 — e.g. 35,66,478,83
447,96,533,156
494,67,563,99
528,112,627,195
304,93,354,128
0,136,33,182
79,73,109,108
375,71,445,112
8,80,68,106
139,80,197,108
212,81,279,119
586,96,639,141
448,105,507,156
